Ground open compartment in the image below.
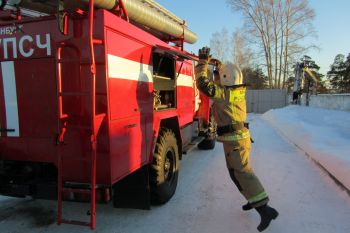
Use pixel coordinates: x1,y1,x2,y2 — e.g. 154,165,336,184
152,52,176,110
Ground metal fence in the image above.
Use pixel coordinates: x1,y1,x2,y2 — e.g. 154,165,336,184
306,93,350,111
246,89,288,113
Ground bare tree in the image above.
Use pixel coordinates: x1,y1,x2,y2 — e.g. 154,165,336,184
210,28,229,62
226,0,316,89
282,0,316,88
231,30,254,68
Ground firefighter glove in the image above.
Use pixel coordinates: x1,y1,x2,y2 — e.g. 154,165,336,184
196,47,211,79
198,47,211,61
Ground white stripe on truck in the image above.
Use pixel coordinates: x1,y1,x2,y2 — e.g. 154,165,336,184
176,73,194,87
1,61,19,137
108,54,153,82
107,54,194,87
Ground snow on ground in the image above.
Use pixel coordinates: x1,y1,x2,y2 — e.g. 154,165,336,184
262,105,350,191
1,113,350,233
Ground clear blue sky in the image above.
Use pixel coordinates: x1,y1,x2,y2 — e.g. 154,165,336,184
157,0,350,75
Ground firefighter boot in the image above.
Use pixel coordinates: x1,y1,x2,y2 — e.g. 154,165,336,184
255,204,279,232
242,202,253,211
243,197,270,211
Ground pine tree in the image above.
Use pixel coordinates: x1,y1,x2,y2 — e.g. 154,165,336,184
327,54,348,93
301,55,327,94
288,55,326,94
344,54,350,92
243,67,268,89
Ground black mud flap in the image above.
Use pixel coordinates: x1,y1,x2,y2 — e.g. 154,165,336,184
112,165,151,210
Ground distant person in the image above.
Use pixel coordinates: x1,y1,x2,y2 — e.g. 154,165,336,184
292,90,301,104
195,47,278,232
292,91,298,104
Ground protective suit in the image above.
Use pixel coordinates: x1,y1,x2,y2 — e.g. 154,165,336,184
195,47,278,232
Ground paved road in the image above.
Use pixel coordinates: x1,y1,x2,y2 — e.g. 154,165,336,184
1,115,350,233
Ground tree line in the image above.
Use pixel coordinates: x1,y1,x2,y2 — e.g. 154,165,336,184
210,0,316,90
209,0,349,94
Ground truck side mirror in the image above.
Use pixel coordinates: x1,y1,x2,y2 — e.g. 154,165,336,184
58,11,68,35
57,1,68,35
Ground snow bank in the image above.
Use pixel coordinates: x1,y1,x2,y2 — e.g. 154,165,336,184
261,105,350,191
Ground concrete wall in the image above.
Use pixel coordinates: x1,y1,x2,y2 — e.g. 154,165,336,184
246,89,288,113
306,94,350,111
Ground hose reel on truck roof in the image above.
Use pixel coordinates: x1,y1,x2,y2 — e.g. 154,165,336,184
1,0,197,45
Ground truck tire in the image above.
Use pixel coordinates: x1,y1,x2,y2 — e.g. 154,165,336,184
150,128,179,204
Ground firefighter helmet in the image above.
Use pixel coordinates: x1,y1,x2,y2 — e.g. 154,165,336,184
220,64,243,86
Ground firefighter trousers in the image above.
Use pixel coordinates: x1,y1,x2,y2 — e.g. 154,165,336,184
223,136,269,208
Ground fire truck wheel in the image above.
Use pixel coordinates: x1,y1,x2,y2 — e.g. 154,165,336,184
150,128,179,204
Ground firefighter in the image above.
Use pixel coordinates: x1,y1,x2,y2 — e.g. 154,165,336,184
195,47,278,232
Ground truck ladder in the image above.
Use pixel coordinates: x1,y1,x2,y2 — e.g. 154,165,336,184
56,0,105,229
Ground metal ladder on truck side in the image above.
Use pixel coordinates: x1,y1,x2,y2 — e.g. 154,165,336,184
56,0,105,229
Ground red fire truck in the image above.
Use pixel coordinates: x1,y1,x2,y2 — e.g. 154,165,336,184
0,0,216,229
